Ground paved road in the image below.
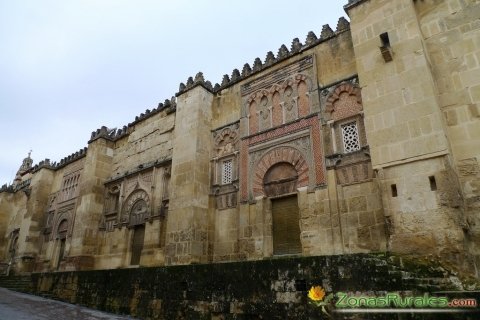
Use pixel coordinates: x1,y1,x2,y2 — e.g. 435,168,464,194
0,288,138,320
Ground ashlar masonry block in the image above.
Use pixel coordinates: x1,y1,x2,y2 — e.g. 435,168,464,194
166,86,214,265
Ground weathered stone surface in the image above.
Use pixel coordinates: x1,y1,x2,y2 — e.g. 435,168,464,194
15,254,473,320
0,0,478,283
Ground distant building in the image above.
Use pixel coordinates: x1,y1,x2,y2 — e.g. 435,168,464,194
1,0,479,277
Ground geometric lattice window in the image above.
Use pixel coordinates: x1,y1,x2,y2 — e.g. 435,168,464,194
221,159,233,184
341,121,361,153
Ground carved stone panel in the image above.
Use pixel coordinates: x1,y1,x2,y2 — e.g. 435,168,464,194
50,204,74,241
241,55,319,137
240,116,326,202
213,122,240,158
325,81,362,122
122,189,150,226
336,161,373,185
102,164,169,231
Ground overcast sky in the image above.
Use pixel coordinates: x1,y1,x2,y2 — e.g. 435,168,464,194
0,0,347,185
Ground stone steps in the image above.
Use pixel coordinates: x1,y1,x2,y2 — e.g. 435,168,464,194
361,254,464,292
0,275,33,293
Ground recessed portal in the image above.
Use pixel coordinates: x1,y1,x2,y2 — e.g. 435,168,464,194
130,224,145,265
271,195,301,255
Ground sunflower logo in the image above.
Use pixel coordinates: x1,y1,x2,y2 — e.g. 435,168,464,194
308,286,326,301
308,285,334,318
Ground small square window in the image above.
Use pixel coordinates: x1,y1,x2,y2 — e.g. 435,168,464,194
221,159,233,184
341,121,361,153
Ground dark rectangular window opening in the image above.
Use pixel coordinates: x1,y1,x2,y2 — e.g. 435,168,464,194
429,176,437,191
391,184,398,197
380,32,390,47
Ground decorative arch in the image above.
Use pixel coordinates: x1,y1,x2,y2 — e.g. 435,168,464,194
252,146,309,197
325,83,363,121
122,189,150,226
214,126,238,146
51,208,73,240
263,162,298,197
248,100,258,135
57,219,68,239
214,125,239,157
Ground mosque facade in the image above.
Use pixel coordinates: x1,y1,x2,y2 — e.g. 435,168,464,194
1,0,479,278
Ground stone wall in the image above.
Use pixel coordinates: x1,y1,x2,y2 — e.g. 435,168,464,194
28,254,471,320
345,0,477,273
415,0,480,276
111,111,174,175
0,192,27,263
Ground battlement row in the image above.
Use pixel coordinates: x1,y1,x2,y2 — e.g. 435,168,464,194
21,17,350,180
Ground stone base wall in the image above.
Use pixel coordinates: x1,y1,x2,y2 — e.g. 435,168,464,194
28,254,472,320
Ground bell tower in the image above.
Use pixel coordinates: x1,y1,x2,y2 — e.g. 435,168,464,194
13,150,33,187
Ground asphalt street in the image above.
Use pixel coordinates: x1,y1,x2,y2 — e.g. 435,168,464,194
0,287,138,320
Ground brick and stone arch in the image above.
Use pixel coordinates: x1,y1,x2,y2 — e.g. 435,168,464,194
325,82,363,122
252,146,309,197
263,162,298,197
325,83,366,155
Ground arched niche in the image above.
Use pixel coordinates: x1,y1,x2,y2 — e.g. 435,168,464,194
263,162,298,197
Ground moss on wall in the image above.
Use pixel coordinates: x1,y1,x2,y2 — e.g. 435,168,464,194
28,253,478,320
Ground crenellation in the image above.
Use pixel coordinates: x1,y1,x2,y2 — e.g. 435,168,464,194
177,72,215,96
264,51,276,66
336,16,350,32
204,80,213,91
290,37,302,53
252,57,263,72
320,24,335,39
193,71,204,84
241,63,252,77
277,44,289,60
230,68,241,82
211,23,351,93
221,74,230,86
305,31,318,46
179,82,186,91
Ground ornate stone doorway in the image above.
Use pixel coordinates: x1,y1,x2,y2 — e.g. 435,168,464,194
56,219,68,270
263,162,302,255
9,232,18,261
130,224,145,265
